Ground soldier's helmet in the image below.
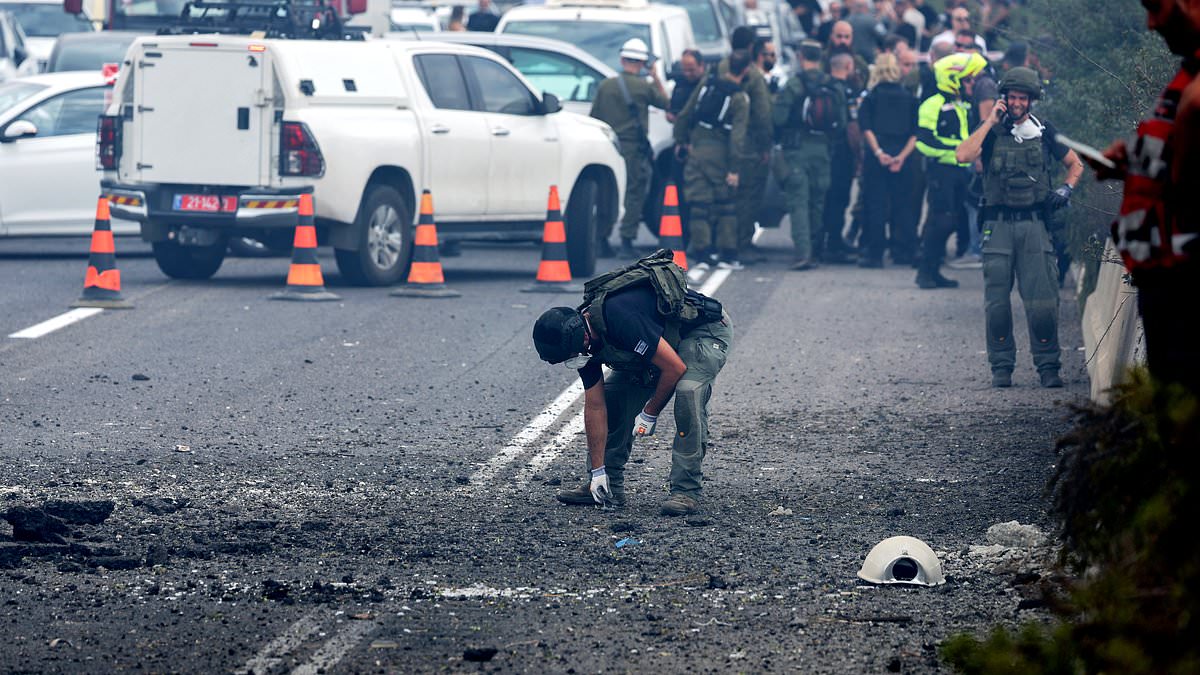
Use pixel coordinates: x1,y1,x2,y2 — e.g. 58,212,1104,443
998,66,1042,100
533,307,587,364
933,52,988,97
619,38,652,63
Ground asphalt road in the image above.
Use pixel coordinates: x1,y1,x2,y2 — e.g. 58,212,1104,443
0,228,1086,673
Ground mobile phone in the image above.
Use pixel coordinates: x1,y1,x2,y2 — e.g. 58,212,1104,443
1054,133,1117,170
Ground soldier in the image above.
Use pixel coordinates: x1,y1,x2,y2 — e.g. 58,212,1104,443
590,38,669,258
774,40,848,270
957,67,1081,388
721,31,773,265
674,49,752,269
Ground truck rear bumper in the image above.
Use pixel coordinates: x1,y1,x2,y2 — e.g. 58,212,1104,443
102,182,311,230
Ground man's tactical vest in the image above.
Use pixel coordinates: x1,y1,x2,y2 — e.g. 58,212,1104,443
693,74,742,133
982,123,1051,209
579,249,721,371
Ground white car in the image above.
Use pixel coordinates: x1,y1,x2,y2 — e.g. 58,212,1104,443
0,71,136,236
0,0,94,72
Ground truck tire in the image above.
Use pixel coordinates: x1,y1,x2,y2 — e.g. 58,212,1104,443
335,184,412,287
565,177,599,278
152,239,226,279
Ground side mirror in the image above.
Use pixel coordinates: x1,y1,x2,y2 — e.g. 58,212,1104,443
64,0,83,14
2,120,38,141
346,0,367,15
541,92,561,114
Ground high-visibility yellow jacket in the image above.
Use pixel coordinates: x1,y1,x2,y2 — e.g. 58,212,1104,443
916,91,971,167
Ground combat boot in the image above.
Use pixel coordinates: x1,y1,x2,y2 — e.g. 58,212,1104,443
555,481,624,507
660,493,700,516
1039,369,1064,388
991,370,1012,388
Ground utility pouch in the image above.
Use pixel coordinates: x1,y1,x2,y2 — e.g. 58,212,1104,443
685,288,723,324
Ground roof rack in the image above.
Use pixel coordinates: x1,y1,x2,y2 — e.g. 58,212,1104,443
542,0,650,9
159,0,367,39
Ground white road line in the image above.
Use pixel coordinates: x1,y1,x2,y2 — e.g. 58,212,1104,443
467,380,584,487
290,620,378,675
7,308,104,339
515,411,585,487
236,612,323,675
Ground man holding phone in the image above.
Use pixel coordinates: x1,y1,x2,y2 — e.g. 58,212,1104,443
1089,0,1200,395
956,66,1082,388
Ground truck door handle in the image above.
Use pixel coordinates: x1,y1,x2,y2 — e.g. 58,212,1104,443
491,127,510,137
430,124,450,134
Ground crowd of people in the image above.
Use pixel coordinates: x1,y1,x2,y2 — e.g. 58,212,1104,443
586,0,1081,388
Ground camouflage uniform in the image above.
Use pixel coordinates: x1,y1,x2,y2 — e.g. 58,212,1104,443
773,67,847,262
673,78,750,258
590,73,669,242
716,58,773,255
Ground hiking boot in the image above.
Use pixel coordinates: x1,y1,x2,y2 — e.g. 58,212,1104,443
555,481,625,507
991,370,1012,388
917,270,958,288
619,238,637,258
597,238,615,258
1039,370,1064,388
660,493,700,516
915,270,937,289
933,271,959,288
789,258,816,271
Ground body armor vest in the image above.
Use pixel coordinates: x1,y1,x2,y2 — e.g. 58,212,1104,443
982,124,1049,209
579,249,720,371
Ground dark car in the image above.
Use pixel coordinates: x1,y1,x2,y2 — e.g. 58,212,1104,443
46,30,139,72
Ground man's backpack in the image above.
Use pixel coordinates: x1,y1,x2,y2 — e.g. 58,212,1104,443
793,71,843,134
692,74,742,132
579,249,721,365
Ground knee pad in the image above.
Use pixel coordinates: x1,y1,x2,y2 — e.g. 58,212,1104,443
673,379,710,439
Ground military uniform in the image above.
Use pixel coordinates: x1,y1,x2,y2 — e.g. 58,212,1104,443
979,120,1070,380
716,58,773,256
773,67,847,265
590,73,669,243
673,76,750,260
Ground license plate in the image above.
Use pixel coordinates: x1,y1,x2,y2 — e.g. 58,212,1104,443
173,194,237,212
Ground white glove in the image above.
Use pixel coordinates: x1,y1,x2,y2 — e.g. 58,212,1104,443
632,411,658,438
589,466,610,504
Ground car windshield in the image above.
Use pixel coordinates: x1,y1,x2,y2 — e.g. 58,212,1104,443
508,47,605,103
48,36,135,72
660,0,721,43
0,2,92,37
502,21,652,73
0,80,47,116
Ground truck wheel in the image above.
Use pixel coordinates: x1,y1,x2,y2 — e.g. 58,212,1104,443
152,239,226,279
565,177,599,278
335,184,411,287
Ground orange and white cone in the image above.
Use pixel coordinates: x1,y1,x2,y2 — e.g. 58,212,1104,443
522,185,582,293
270,193,340,302
72,196,132,309
390,190,461,298
657,182,687,271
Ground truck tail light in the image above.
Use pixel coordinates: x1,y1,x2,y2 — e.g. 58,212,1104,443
280,121,325,177
97,115,122,171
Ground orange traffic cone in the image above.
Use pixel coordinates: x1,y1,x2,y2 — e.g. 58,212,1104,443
390,190,460,298
72,196,132,309
522,185,582,293
270,193,340,302
658,182,687,271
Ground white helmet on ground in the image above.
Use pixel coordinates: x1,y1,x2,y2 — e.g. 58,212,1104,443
619,38,652,62
857,535,946,586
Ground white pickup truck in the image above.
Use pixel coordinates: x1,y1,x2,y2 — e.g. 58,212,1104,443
100,36,625,284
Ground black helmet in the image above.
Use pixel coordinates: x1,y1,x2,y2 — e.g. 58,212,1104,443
532,307,586,364
998,66,1041,100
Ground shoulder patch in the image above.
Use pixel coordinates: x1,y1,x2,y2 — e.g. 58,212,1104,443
634,339,649,356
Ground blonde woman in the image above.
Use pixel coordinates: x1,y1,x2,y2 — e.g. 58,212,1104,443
856,51,919,267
